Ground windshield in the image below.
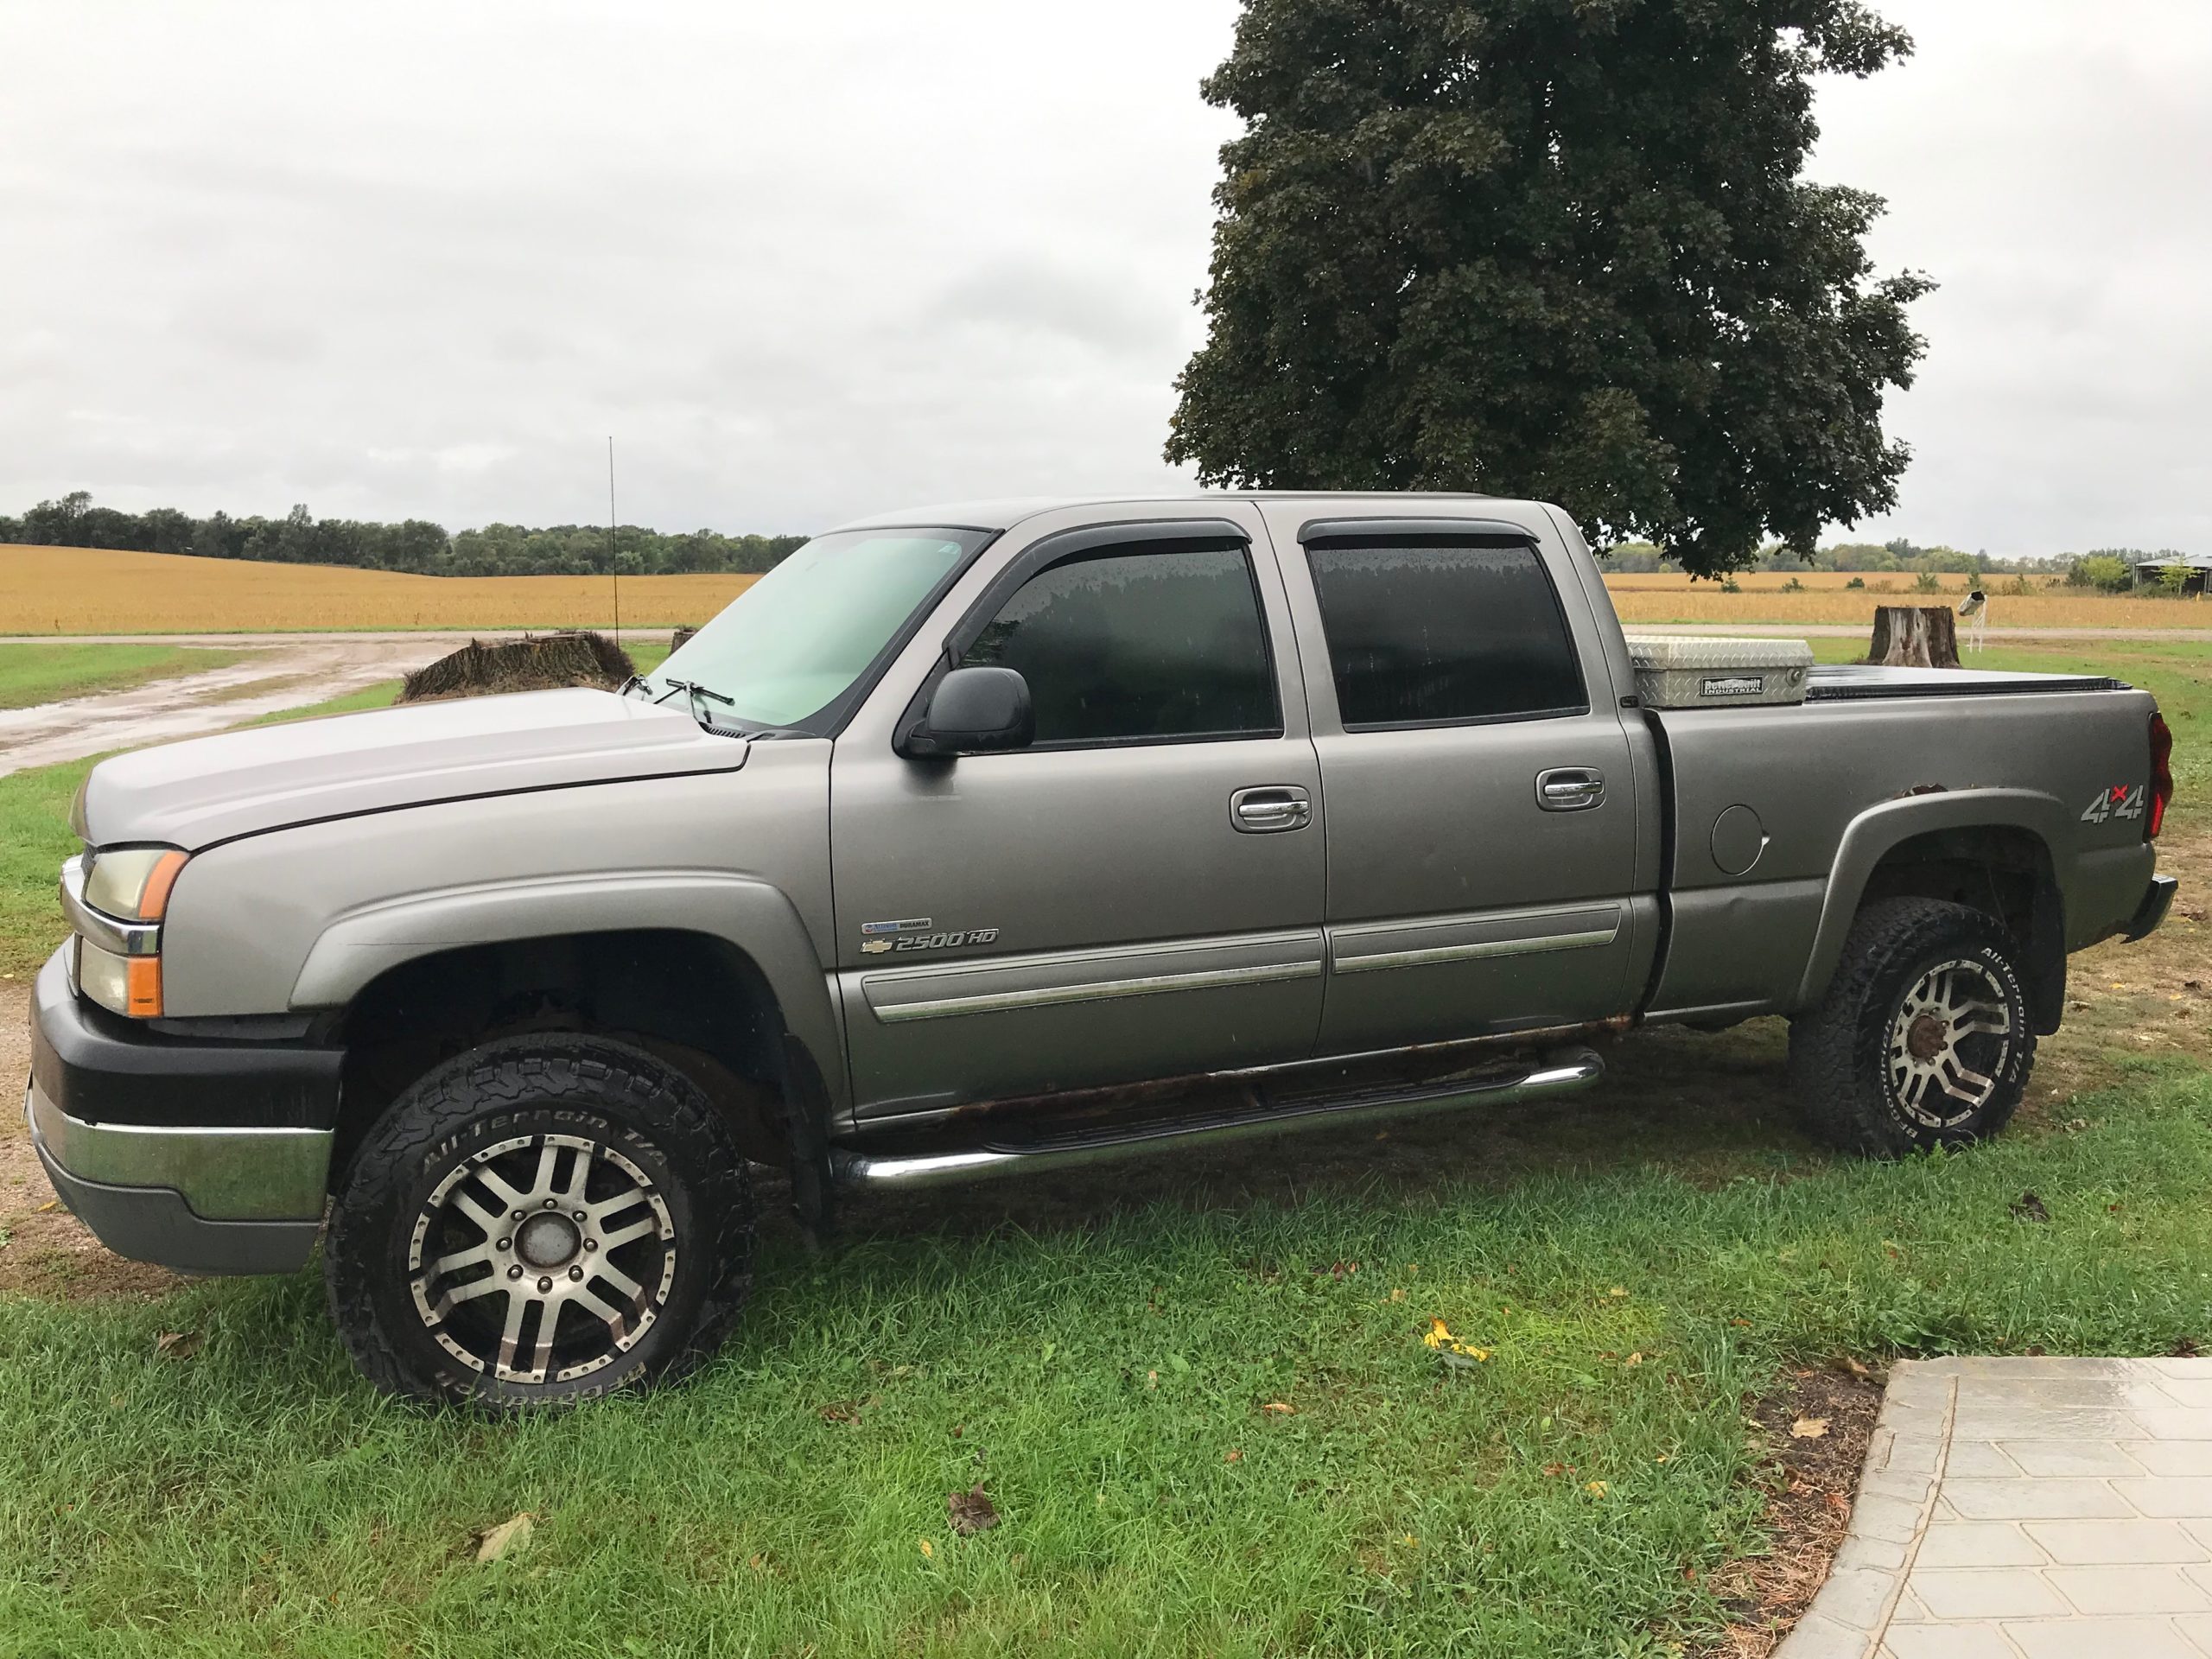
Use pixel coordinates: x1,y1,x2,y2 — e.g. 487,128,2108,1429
648,527,991,729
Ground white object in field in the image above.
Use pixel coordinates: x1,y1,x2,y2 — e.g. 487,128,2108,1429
1958,588,1988,652
1623,636,1814,709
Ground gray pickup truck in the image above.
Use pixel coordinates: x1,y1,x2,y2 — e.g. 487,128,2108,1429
29,494,2177,1404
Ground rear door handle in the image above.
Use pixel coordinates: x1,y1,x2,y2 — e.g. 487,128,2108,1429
1231,785,1313,833
1535,768,1605,811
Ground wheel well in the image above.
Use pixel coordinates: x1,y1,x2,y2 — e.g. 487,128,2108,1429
1858,826,2065,1033
329,930,804,1181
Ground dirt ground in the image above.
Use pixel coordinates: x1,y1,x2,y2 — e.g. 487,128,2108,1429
1700,1363,1891,1657
0,981,179,1298
0,638,449,778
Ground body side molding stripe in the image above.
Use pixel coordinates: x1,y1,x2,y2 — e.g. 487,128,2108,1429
1329,905,1624,976
869,959,1321,1025
1332,925,1620,976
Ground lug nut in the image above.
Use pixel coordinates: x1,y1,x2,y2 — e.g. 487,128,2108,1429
512,1210,524,1221
569,1265,584,1281
573,1210,587,1222
497,1237,511,1252
537,1276,554,1294
584,1238,598,1252
543,1198,557,1210
507,1265,523,1281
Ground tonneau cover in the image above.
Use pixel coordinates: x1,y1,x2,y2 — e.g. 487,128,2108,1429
1806,664,2129,702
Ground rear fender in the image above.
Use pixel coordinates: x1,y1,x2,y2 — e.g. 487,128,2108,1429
1796,789,2070,1014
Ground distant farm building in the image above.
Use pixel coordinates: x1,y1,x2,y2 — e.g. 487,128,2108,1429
2134,551,2212,594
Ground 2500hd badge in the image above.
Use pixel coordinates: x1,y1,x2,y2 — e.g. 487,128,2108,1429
857,920,1001,955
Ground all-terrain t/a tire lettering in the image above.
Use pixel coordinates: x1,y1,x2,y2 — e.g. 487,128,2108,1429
324,1033,753,1408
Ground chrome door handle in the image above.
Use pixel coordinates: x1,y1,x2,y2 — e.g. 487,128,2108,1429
1230,785,1313,833
1535,768,1605,811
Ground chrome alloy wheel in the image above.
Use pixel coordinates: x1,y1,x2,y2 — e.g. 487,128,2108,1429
1885,957,2017,1128
408,1133,677,1385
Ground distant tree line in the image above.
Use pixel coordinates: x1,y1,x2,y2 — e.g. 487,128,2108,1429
0,492,808,577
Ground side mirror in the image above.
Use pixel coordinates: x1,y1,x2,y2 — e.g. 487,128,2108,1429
903,665,1033,758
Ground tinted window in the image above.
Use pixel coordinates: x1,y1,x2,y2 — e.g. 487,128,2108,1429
1306,543,1586,728
960,546,1278,746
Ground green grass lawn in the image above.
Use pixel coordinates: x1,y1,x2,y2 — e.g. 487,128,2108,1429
0,643,2206,1655
0,643,250,710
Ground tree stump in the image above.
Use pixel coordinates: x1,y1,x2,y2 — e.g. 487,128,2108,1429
671,626,696,651
1867,606,1960,668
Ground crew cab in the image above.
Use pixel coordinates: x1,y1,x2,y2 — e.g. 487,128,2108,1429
28,494,2177,1404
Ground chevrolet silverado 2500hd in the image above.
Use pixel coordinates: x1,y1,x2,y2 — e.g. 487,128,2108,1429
29,494,2177,1404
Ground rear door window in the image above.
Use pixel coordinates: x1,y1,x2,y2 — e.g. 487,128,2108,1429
959,545,1280,747
1305,542,1586,728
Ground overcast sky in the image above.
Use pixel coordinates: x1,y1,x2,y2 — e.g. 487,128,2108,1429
2,1,2205,557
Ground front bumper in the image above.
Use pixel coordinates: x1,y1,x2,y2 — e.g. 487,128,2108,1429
27,946,339,1275
2126,874,2179,943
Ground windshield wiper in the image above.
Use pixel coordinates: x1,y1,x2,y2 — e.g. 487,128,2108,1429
650,677,734,709
651,677,750,739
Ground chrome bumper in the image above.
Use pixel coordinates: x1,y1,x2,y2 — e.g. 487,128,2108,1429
25,1077,329,1275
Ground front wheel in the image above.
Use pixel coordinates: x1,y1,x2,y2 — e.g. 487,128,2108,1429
325,1033,753,1408
1787,898,2036,1158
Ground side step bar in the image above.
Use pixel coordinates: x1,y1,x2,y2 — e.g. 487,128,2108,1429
833,1046,1605,1190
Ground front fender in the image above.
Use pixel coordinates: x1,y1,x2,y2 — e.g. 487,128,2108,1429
1794,788,2070,1011
290,870,846,1109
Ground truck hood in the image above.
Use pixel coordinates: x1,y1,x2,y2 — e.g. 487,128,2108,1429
79,688,748,850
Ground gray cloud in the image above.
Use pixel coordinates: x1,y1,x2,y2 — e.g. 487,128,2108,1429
0,0,2203,556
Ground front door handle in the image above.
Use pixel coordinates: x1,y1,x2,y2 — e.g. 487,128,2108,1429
1231,785,1313,833
1535,767,1605,811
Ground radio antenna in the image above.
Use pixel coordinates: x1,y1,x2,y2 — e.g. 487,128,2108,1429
607,435,620,646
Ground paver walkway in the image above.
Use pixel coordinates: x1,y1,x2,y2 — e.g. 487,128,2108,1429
1780,1357,2212,1657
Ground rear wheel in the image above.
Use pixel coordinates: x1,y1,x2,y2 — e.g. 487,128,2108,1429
1787,899,2035,1158
325,1033,753,1408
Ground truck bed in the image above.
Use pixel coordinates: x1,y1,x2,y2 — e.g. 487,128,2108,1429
1635,664,2158,1029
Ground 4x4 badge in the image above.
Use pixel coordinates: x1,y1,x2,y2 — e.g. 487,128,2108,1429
2081,785,2145,824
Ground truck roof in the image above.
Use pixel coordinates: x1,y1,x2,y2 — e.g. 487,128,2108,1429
830,491,1554,537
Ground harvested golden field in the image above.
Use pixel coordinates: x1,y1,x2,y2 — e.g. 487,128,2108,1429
4,542,2205,635
1603,581,2212,629
0,545,757,633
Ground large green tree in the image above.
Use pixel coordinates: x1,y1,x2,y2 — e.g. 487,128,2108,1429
1166,0,1932,576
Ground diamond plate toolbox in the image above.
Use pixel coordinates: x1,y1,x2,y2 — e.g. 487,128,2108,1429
1624,635,1814,709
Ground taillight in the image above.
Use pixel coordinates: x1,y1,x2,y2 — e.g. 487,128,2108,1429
2149,712,2174,840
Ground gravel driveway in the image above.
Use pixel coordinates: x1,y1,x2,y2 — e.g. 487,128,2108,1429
0,634,467,777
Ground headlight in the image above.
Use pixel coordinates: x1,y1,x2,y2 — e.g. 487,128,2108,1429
67,846,188,1018
84,848,188,923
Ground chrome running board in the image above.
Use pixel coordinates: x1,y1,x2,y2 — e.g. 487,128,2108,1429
832,1046,1605,1190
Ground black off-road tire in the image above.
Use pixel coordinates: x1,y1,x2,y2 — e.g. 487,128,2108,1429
325,1033,753,1408
1787,898,2037,1159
